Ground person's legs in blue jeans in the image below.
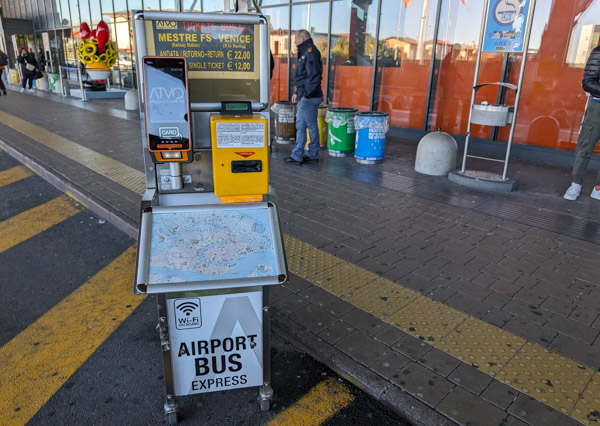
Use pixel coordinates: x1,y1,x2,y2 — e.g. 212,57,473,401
291,98,308,161
305,97,323,160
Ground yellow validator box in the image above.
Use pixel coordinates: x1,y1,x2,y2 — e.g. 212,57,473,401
210,114,269,202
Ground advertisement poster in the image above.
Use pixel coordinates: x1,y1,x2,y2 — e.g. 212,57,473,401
482,0,531,53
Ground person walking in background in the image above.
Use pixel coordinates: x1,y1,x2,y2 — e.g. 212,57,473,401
36,47,46,72
0,49,8,96
564,44,600,201
17,48,37,93
284,29,323,165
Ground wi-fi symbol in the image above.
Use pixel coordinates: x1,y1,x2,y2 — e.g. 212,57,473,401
176,301,198,316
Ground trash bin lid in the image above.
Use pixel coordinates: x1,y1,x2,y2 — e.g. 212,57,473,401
329,107,358,113
356,111,389,117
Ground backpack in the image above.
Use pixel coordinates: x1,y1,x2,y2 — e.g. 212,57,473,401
0,53,8,67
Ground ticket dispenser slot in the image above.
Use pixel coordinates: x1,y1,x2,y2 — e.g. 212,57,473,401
210,104,269,203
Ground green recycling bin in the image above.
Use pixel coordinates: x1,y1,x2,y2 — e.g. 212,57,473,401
47,73,59,92
325,107,358,157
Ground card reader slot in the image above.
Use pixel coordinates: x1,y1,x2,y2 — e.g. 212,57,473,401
231,160,262,173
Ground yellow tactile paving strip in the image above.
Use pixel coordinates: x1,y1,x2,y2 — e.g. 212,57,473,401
0,110,146,195
284,235,600,424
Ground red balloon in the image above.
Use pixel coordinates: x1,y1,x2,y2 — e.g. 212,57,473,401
96,21,109,53
80,22,91,39
90,29,97,39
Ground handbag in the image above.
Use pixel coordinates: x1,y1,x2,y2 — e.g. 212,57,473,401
25,63,36,71
33,71,44,80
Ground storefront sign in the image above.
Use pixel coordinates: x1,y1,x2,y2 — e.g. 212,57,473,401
145,20,259,79
482,0,531,53
167,291,263,396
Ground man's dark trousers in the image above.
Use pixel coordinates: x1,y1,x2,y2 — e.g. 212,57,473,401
291,96,323,162
572,100,600,185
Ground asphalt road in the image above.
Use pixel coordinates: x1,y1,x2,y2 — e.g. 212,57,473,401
0,150,409,425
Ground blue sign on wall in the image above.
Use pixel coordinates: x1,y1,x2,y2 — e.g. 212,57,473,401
482,0,531,53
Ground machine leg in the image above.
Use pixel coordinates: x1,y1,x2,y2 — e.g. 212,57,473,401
258,383,273,411
164,394,178,424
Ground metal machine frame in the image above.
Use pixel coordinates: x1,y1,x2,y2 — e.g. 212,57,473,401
132,10,285,424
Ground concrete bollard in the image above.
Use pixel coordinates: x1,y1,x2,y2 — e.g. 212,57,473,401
124,89,139,111
415,130,458,176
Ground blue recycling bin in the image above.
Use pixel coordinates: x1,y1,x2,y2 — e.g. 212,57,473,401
354,111,389,164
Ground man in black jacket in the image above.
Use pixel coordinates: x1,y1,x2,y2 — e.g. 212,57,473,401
564,45,600,201
284,29,323,165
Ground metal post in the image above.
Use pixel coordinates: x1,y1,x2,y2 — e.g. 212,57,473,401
422,0,444,131
77,65,87,101
324,1,333,104
58,65,67,97
501,0,537,180
369,0,383,111
460,0,490,173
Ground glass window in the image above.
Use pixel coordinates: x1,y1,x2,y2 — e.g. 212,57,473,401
24,0,33,19
63,30,78,66
266,6,290,103
203,0,233,12
57,0,70,27
183,0,202,11
375,0,438,128
32,0,42,29
497,0,600,153
290,2,329,100
70,0,81,27
160,0,179,10
259,0,288,5
79,0,92,24
44,0,57,29
327,0,378,110
90,1,102,25
144,0,161,11
429,0,495,138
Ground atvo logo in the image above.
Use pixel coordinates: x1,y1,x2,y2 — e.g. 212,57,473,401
156,20,177,30
150,87,185,100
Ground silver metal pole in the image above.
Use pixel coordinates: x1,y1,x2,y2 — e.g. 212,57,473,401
369,0,383,111
501,0,537,180
461,0,490,173
58,65,67,97
77,65,87,101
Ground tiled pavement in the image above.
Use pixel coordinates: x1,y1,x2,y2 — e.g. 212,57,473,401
0,85,599,425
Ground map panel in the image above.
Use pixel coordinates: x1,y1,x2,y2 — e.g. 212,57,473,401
147,208,277,284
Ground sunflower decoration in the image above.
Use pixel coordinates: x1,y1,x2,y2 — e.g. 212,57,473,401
77,21,118,79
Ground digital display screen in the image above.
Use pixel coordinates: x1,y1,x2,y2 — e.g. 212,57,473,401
226,104,248,111
143,57,191,153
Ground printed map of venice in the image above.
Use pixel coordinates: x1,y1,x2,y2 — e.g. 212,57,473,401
147,209,276,284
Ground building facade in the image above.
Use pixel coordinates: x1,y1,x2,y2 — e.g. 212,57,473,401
1,0,599,159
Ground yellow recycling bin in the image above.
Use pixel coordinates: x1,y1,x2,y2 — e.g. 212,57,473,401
10,69,20,83
305,104,328,150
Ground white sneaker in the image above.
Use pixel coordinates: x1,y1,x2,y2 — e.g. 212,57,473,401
591,185,600,201
28,89,35,93
20,88,25,93
563,182,581,200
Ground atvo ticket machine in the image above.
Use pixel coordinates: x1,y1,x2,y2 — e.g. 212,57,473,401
132,10,286,425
